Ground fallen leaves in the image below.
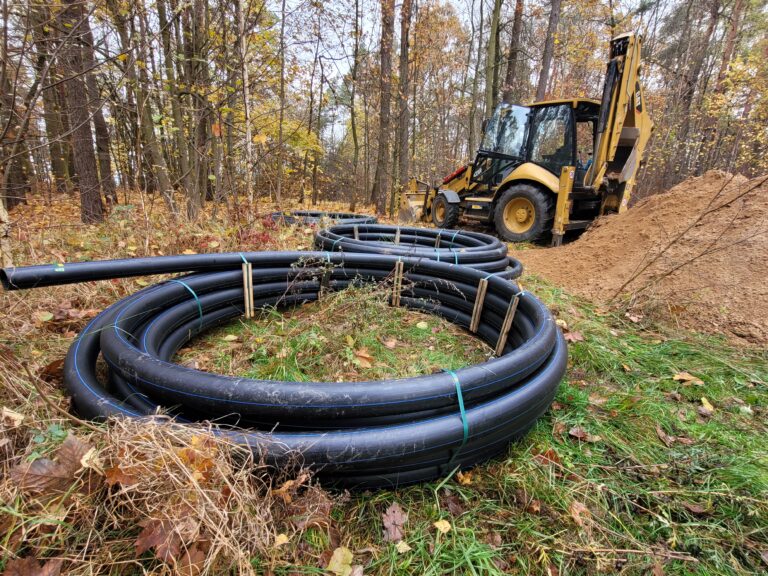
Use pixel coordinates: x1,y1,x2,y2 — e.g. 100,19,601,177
395,540,412,554
433,519,452,534
326,546,353,576
699,397,715,417
382,502,407,542
569,500,591,528
353,347,374,369
568,426,601,443
2,557,63,576
10,434,93,496
105,464,140,487
655,425,695,448
673,371,704,386
563,330,584,343
681,501,709,516
456,470,472,485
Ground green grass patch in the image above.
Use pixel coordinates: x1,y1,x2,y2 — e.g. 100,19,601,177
177,283,491,383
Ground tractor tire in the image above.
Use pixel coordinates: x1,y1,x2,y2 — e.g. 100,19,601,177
431,194,460,228
494,184,554,243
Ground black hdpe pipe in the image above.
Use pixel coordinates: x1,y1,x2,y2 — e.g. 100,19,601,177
314,224,523,280
1,252,565,488
269,210,377,225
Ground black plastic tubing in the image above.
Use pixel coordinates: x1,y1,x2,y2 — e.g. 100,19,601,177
314,224,523,280
269,210,377,225
1,252,565,488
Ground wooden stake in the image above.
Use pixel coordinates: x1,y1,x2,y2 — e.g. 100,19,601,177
392,260,404,306
394,227,401,245
353,225,359,240
242,262,251,318
470,278,488,333
495,293,520,356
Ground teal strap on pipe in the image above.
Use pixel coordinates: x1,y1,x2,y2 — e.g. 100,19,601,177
450,248,458,264
445,369,469,462
238,252,248,264
436,249,440,262
167,279,203,329
450,230,459,243
331,238,342,251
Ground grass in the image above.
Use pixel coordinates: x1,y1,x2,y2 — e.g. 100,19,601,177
0,193,766,575
177,283,490,383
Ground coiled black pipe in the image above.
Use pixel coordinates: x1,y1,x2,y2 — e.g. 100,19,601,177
1,252,565,488
269,210,377,225
315,224,523,280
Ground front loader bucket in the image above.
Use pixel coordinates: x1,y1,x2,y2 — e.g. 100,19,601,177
397,178,432,223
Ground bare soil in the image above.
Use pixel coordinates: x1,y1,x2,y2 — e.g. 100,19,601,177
518,170,768,344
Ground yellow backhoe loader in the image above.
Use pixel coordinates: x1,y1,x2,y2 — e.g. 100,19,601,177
400,32,653,245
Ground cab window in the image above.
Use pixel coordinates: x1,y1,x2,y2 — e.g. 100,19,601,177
529,105,574,174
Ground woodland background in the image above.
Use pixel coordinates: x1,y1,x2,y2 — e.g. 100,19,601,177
0,0,766,226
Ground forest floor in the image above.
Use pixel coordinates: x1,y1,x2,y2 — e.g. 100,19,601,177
0,192,766,575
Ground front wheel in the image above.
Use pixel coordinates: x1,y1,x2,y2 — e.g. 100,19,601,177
493,185,554,243
431,194,460,228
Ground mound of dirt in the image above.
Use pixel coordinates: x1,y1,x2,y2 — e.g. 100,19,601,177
519,171,768,344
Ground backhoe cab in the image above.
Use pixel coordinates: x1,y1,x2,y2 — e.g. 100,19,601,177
400,32,653,245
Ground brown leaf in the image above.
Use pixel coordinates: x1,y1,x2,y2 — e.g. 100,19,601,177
440,490,465,516
382,502,407,542
760,550,768,566
456,470,473,485
673,371,704,386
655,425,675,448
534,448,561,466
105,465,139,487
3,557,63,576
681,501,708,516
652,560,665,576
354,348,374,368
546,563,559,576
569,500,591,528
176,540,210,576
135,518,182,563
568,426,601,443
526,499,541,514
38,359,65,383
552,421,566,436
10,435,92,495
563,331,584,343
382,338,398,349
271,472,310,504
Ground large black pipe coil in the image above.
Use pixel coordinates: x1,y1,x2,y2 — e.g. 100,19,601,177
1,252,565,488
269,210,377,225
314,224,523,280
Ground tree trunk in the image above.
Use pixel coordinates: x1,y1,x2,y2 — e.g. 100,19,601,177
81,13,118,206
468,0,483,156
235,0,255,211
60,0,104,223
348,0,361,210
536,0,561,101
502,0,523,103
484,0,503,117
396,0,412,196
275,0,287,206
106,0,176,215
371,0,395,214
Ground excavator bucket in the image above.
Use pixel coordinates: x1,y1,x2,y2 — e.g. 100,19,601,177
397,178,431,223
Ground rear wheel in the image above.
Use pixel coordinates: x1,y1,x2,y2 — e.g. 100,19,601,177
494,184,554,243
431,194,460,228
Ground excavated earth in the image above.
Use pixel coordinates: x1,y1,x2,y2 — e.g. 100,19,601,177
518,171,768,345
